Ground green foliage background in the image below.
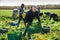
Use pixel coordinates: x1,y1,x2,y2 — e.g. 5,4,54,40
0,9,60,40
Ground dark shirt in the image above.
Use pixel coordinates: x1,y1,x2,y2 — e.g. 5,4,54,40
19,7,24,15
25,10,40,23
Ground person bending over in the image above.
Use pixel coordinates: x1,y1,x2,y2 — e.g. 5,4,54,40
23,6,42,39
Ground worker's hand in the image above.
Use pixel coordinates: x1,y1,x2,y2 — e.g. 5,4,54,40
25,22,28,27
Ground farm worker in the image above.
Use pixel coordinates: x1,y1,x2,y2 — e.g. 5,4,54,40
23,6,42,39
12,8,18,20
17,3,25,27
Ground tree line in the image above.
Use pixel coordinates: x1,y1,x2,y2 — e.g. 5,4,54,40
0,4,60,9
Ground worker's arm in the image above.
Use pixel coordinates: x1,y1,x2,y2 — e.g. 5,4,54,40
36,12,40,23
25,12,29,22
36,12,42,29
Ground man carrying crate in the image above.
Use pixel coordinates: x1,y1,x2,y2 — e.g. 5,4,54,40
23,6,42,39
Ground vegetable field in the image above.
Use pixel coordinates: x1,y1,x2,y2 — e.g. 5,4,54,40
0,9,60,40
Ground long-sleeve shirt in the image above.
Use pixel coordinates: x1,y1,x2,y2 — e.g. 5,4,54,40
19,7,24,15
25,10,40,23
